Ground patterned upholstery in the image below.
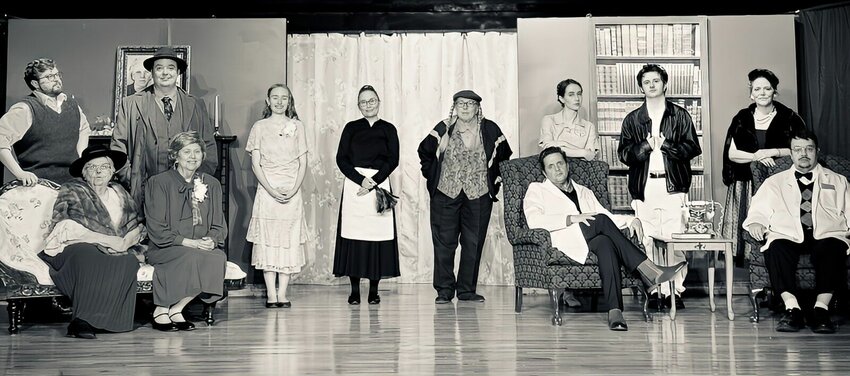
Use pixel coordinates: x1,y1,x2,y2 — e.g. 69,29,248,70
746,154,850,321
501,156,645,324
0,178,245,333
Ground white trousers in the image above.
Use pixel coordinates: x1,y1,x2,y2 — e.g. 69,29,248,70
632,177,688,296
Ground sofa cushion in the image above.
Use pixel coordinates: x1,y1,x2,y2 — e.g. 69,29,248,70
0,182,59,285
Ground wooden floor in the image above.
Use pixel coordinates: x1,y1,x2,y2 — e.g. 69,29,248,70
2,284,850,375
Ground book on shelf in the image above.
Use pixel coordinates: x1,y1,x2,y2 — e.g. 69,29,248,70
595,23,699,57
671,232,714,240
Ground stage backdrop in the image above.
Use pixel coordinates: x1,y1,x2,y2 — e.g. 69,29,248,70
287,32,519,285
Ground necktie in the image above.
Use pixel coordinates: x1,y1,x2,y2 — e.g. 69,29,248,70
162,97,173,121
795,171,813,181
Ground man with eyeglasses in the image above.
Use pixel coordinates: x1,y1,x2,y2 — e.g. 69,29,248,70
0,58,90,185
744,129,849,334
418,90,512,304
111,46,217,214
618,63,701,311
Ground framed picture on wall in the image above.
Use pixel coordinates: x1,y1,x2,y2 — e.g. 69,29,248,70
113,45,191,120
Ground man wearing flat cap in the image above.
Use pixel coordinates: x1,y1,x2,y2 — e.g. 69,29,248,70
111,46,217,215
418,90,513,304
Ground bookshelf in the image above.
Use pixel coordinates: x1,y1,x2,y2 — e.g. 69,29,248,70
590,17,711,212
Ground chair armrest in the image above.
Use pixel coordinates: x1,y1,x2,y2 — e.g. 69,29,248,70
741,230,765,258
510,227,552,249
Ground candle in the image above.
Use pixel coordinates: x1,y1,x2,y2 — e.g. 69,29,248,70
214,95,220,129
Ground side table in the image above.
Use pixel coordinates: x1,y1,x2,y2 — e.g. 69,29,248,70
651,236,735,321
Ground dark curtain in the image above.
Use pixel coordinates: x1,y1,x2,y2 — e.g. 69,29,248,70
798,4,850,158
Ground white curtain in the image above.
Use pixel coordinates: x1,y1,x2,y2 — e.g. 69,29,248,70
287,32,519,285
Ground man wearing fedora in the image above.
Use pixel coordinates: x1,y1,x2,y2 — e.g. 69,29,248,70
418,90,512,304
111,46,217,214
0,58,90,185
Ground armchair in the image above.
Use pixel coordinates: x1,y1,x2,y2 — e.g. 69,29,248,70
746,155,850,322
500,156,648,325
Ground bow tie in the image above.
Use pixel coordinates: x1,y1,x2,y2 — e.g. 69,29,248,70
795,171,813,181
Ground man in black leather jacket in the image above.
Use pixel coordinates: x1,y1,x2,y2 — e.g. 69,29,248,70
618,64,701,310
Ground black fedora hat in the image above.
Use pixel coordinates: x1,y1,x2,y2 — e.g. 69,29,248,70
69,145,127,177
143,46,187,73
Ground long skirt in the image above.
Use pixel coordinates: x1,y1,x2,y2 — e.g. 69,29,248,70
40,244,139,332
721,180,754,265
332,203,400,280
146,246,226,307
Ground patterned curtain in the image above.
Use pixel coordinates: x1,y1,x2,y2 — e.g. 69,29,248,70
287,32,519,285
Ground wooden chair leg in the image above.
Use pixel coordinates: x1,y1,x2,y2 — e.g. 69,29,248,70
514,286,523,313
749,288,762,323
548,289,562,326
8,300,20,335
637,285,652,322
203,302,216,326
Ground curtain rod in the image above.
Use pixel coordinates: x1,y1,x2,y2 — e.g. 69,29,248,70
290,28,516,36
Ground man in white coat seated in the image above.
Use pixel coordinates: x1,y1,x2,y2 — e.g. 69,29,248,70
523,147,686,331
744,130,849,334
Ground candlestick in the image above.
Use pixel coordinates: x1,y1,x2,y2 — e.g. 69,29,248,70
214,95,220,135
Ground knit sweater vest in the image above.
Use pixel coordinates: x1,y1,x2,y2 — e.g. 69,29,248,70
15,94,81,184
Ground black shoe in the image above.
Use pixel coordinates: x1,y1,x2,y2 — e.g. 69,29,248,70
265,302,276,308
348,294,361,305
66,318,96,339
608,310,628,331
647,292,664,311
457,293,485,302
435,295,452,304
368,293,381,305
666,295,685,310
152,313,178,332
277,301,291,308
169,313,196,331
776,308,805,332
810,307,836,334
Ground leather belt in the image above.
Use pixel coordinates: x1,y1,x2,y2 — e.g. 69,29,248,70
649,172,667,179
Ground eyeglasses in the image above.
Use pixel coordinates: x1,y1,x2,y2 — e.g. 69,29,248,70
791,146,817,154
84,163,114,173
358,98,379,107
38,72,63,82
455,100,479,109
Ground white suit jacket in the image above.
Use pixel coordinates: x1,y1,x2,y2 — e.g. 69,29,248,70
523,178,635,264
743,164,850,253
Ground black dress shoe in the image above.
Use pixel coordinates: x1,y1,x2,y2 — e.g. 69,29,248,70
457,293,485,302
152,313,178,332
647,292,664,311
170,313,196,331
66,318,97,339
348,294,361,305
276,301,292,308
810,307,836,334
265,302,276,308
368,293,381,305
666,295,685,310
435,295,452,304
776,308,805,332
607,310,628,331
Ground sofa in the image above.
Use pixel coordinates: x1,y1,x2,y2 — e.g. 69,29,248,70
0,179,247,334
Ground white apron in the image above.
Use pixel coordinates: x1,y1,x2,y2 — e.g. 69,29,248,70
340,167,395,241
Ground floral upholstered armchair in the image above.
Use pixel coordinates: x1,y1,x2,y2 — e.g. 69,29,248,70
500,156,648,326
746,155,850,323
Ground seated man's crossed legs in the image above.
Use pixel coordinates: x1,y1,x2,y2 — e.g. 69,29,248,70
579,214,686,331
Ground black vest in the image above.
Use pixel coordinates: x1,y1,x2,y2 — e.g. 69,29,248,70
15,94,81,184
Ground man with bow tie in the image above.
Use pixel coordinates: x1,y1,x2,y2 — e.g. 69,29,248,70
744,129,850,334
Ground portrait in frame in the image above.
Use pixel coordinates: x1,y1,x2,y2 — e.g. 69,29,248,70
113,45,191,120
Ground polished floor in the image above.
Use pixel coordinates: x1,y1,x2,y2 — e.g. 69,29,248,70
1,284,849,375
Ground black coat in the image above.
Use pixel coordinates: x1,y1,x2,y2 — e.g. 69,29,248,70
721,101,806,186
